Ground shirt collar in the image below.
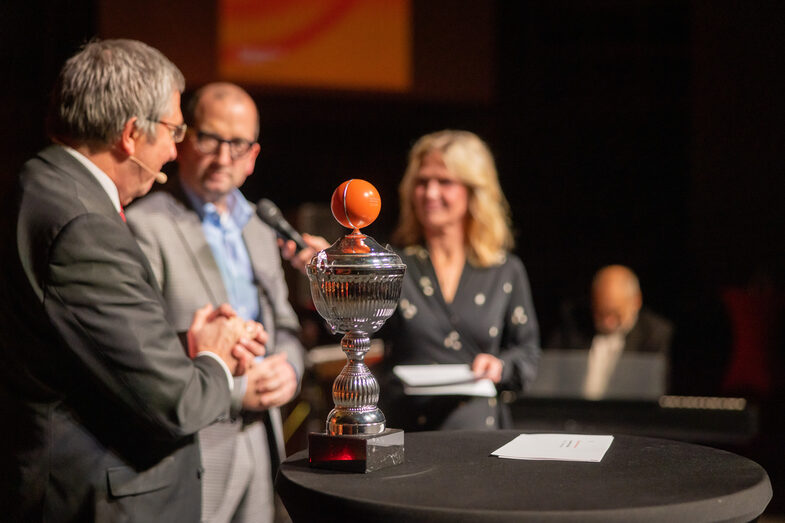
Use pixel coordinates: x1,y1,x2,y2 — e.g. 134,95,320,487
181,181,253,230
61,145,122,212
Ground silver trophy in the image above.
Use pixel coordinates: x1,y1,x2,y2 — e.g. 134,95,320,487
305,180,406,472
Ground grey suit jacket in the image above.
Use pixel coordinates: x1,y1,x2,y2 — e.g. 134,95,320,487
126,183,304,471
0,145,233,522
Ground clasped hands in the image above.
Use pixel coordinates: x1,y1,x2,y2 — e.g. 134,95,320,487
186,303,267,376
185,304,298,409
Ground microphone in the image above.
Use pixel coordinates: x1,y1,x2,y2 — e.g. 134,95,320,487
256,198,308,253
129,156,168,184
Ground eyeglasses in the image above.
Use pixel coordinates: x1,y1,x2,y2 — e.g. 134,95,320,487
191,130,256,160
148,119,187,143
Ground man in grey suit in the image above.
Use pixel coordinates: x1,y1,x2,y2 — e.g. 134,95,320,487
0,40,265,522
127,83,306,523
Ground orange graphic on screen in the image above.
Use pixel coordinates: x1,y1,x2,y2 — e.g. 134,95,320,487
219,0,411,91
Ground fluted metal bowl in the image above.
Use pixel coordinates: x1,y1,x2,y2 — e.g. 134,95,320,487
307,234,405,335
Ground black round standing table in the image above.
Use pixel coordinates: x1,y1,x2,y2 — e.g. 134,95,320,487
276,430,772,522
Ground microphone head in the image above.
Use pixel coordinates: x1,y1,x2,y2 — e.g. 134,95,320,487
155,171,168,184
256,198,283,224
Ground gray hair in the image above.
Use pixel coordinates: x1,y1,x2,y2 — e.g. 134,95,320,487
47,39,185,146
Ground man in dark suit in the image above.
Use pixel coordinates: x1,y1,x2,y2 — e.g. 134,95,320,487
0,39,264,522
127,83,309,523
547,265,673,398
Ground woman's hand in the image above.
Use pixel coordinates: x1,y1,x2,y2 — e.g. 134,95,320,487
471,353,504,383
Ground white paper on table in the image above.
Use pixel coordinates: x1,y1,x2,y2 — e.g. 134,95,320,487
491,434,614,462
393,364,497,397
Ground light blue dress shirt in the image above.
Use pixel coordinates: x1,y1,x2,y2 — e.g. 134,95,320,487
183,185,261,323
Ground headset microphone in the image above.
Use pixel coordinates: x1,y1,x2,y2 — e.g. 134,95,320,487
129,156,168,184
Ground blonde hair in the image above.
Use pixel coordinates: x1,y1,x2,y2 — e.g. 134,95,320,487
393,130,514,267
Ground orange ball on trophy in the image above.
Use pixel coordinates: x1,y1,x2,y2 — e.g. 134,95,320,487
330,179,381,232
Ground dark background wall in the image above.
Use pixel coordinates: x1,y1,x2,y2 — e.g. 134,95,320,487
1,0,783,510
3,0,781,392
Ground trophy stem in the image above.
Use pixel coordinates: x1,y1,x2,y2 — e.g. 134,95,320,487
326,331,385,435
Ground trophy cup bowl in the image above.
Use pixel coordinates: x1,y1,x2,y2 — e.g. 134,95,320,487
305,180,406,472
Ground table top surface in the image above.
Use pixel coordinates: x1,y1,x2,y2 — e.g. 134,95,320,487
276,430,772,523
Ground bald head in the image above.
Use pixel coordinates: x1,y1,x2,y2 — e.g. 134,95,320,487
591,265,642,334
185,82,259,139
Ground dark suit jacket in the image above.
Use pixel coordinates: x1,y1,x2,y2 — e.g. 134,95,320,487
546,300,674,356
0,146,232,522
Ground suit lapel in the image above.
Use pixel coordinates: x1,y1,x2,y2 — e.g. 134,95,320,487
38,146,171,304
167,187,229,306
242,213,278,323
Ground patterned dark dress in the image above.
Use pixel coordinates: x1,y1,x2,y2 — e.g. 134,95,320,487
377,245,540,431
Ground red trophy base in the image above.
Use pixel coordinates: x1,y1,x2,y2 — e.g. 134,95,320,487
308,429,404,473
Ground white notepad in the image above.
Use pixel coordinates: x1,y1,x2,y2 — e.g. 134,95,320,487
393,364,497,397
491,434,614,462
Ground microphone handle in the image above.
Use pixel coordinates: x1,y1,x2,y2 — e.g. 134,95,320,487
256,198,309,253
278,222,309,253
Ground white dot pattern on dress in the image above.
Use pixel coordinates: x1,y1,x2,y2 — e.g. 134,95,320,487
511,306,528,325
474,293,486,306
419,276,435,297
399,298,418,319
444,331,461,350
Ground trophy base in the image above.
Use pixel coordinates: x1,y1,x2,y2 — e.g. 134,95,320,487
308,428,404,473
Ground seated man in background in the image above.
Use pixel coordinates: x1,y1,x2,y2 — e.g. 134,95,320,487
127,82,310,523
547,264,673,399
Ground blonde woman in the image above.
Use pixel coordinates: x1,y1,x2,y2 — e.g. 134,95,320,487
379,130,540,431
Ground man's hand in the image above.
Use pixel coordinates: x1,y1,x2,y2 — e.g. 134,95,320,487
233,320,268,376
471,353,504,383
278,233,331,274
242,353,298,411
186,304,265,375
